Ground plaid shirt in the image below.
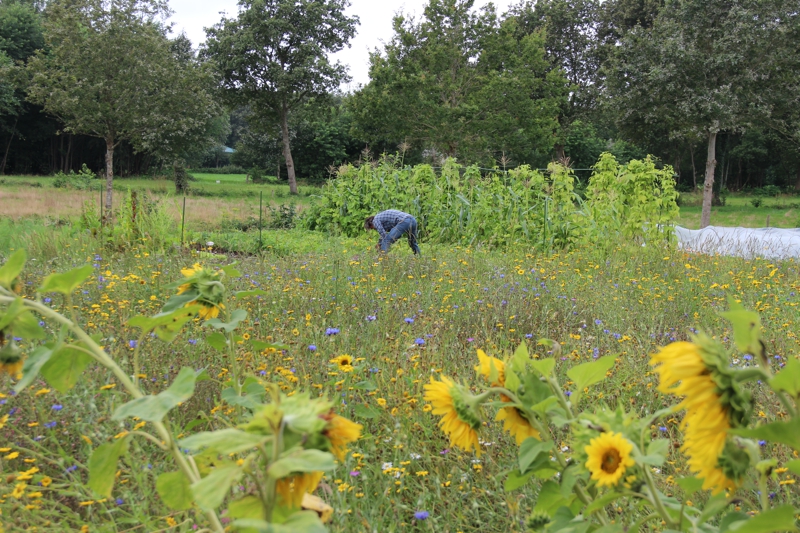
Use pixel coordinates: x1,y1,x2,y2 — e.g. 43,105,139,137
372,209,412,239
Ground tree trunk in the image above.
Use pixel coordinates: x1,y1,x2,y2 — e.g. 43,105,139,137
105,136,115,218
0,118,17,175
280,103,298,195
795,163,800,191
689,143,697,189
700,130,717,229
554,143,566,163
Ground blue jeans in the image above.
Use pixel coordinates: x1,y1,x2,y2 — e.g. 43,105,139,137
380,216,420,254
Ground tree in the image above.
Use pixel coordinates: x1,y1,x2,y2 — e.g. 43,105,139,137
136,33,227,192
349,0,567,166
26,0,213,214
607,0,800,227
510,0,602,161
0,0,44,174
204,0,358,194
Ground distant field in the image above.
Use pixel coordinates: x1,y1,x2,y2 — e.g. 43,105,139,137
0,173,318,229
676,192,800,229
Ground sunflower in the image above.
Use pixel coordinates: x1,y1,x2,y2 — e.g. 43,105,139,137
0,357,23,377
496,407,541,445
584,432,635,487
329,355,354,372
475,349,505,387
650,340,743,494
191,301,224,320
178,263,202,294
423,376,482,456
323,413,362,461
275,471,324,508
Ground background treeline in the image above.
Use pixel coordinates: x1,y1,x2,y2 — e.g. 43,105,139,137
1,0,799,193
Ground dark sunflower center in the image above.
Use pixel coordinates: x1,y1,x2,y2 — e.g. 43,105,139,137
601,449,622,473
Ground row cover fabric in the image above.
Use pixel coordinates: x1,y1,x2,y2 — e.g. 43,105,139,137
674,226,800,259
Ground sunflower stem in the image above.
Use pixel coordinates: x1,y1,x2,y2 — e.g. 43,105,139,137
758,471,770,512
642,465,677,528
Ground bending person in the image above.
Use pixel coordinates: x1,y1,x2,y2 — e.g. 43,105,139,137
364,210,421,255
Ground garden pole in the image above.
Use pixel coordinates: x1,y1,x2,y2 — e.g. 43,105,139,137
181,196,186,246
99,187,103,230
259,191,263,249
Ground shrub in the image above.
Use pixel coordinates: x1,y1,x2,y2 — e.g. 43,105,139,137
751,197,763,208
52,164,99,190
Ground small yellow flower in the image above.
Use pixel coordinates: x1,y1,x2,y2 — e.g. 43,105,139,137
4,451,20,460
41,476,52,487
34,388,51,396
11,482,27,499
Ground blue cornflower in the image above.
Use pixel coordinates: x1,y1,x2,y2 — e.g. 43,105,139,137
52,404,63,411
404,317,414,324
188,339,197,345
128,340,137,349
325,327,339,336
366,315,377,321
415,338,425,346
414,511,429,520
44,421,57,428
308,345,317,351
115,498,124,505
594,319,603,325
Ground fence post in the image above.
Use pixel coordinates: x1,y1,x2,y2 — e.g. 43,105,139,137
181,196,186,246
259,191,263,250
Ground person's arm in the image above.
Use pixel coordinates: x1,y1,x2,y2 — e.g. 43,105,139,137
372,217,388,239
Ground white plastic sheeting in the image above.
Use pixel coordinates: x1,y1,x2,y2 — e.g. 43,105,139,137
674,225,800,259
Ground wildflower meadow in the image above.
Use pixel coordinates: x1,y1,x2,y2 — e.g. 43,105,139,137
1,160,800,532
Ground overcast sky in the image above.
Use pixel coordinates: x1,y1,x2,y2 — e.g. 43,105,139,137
168,0,518,90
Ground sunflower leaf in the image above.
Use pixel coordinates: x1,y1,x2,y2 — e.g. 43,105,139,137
720,298,762,358
567,355,616,404
518,439,553,473
730,419,800,451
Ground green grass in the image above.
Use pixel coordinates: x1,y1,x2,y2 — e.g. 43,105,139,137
1,227,798,531
677,192,800,228
0,173,320,201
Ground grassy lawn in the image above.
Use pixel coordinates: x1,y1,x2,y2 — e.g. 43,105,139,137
676,191,800,228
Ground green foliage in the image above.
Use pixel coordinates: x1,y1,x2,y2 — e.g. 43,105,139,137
349,0,567,165
52,164,99,190
76,189,179,253
303,153,679,249
585,152,678,245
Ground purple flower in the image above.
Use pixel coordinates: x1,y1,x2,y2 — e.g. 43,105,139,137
466,337,474,342
404,317,414,324
325,328,339,336
350,470,361,477
188,339,197,345
415,338,425,346
115,498,124,505
308,345,317,351
366,315,377,322
44,421,57,428
52,404,63,411
414,511,429,520
128,340,137,349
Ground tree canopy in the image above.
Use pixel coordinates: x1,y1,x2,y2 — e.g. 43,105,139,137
349,0,567,166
